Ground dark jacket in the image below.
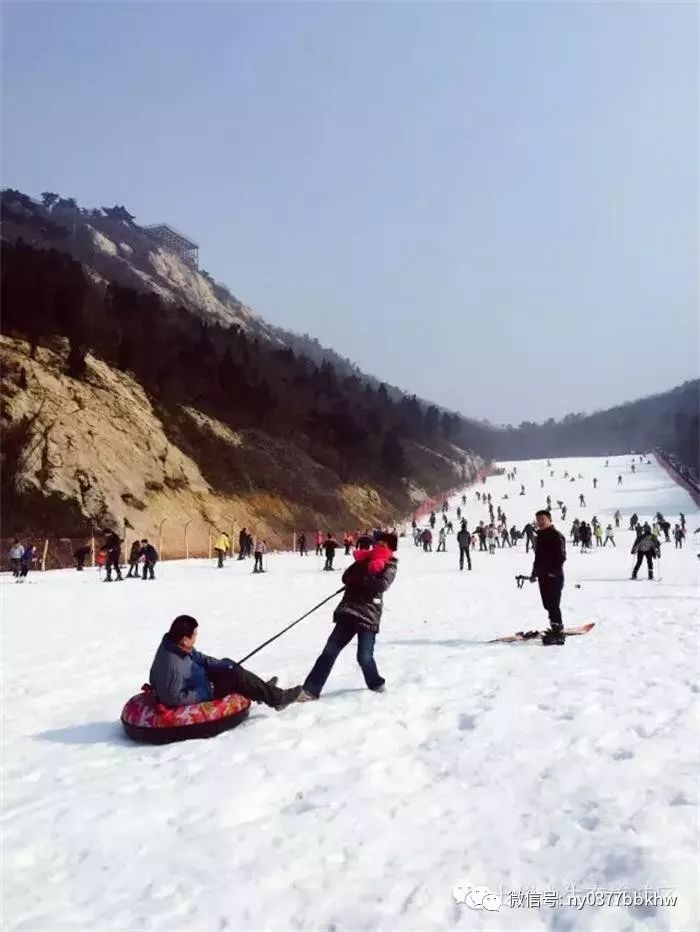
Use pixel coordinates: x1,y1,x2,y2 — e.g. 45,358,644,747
128,542,141,562
323,538,338,556
334,557,398,633
103,533,121,557
456,529,471,549
149,634,232,707
140,544,158,564
532,526,566,578
522,524,535,539
632,534,660,556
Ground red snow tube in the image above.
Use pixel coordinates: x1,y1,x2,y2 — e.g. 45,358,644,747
121,684,251,744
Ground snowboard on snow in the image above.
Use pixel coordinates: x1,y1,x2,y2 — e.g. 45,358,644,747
488,622,595,644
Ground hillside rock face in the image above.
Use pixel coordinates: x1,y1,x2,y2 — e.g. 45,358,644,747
1,338,481,560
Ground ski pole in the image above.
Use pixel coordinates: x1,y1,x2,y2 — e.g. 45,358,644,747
237,587,345,664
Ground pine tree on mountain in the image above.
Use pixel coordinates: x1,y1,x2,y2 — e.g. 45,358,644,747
41,192,59,210
381,430,406,473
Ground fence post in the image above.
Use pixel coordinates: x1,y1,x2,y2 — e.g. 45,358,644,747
293,531,296,554
41,539,49,572
158,518,167,561
184,519,192,560
91,533,95,568
208,531,212,560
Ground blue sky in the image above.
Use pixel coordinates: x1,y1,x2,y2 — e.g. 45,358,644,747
2,1,697,423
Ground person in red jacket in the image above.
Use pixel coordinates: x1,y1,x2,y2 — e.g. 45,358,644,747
315,530,323,556
299,533,398,700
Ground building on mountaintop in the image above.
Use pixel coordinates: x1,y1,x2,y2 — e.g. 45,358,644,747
144,223,199,268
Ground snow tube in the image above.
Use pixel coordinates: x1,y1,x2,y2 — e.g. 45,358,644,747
121,685,251,744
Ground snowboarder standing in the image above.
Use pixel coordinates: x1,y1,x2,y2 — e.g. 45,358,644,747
299,533,398,700
457,522,472,571
631,530,660,580
529,510,567,645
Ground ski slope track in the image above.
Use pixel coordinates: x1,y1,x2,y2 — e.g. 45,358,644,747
2,455,698,931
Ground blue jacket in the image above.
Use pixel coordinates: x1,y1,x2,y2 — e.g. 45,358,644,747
149,635,232,707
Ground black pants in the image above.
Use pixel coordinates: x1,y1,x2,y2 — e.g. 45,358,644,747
316,545,323,555
459,546,472,570
106,554,122,580
479,539,487,551
11,558,21,577
437,540,446,552
633,552,654,578
538,575,564,632
675,539,683,549
142,562,155,580
254,552,264,572
208,665,285,707
324,553,335,570
215,548,225,568
604,537,616,547
345,544,351,555
127,561,140,577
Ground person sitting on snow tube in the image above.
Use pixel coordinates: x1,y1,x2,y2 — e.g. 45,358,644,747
149,615,302,711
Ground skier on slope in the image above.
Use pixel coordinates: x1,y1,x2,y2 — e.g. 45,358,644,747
579,493,586,507
561,504,567,521
631,530,660,580
629,513,639,531
500,526,512,548
603,525,616,547
437,527,447,552
457,522,472,571
594,523,603,547
213,531,231,569
101,530,123,582
570,519,581,546
323,533,339,571
149,615,301,710
477,523,488,552
528,509,567,645
614,509,621,528
421,528,433,552
315,530,324,556
522,522,536,553
139,539,158,580
429,512,436,530
299,533,398,700
520,485,526,496
8,540,23,578
618,475,623,486
673,524,685,549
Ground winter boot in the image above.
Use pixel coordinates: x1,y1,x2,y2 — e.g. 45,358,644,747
266,676,279,688
541,628,566,646
274,685,303,710
296,688,319,703
370,684,386,693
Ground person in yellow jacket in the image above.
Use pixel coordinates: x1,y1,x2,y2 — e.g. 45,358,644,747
214,532,231,569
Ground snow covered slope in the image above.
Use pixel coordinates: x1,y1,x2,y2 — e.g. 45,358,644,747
2,455,698,931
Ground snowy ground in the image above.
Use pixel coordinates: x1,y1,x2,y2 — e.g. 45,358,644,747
2,455,699,931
